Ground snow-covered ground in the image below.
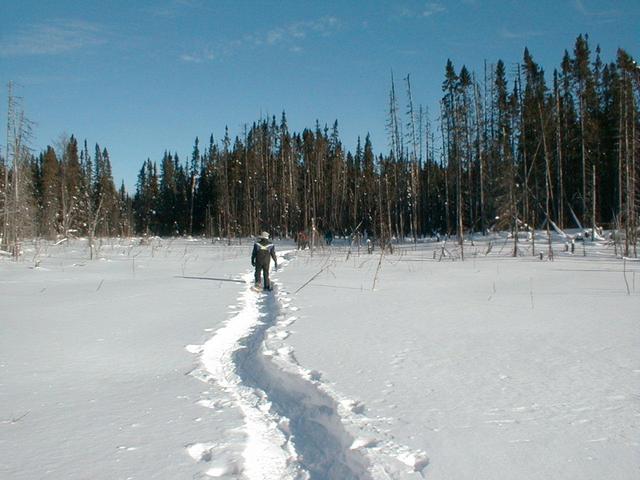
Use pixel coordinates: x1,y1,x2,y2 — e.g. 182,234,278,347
1,234,638,479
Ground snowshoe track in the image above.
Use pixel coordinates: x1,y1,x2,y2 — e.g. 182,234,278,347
188,252,428,479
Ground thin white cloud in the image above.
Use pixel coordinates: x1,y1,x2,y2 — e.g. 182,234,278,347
180,47,216,63
266,29,285,45
180,53,202,63
399,2,446,18
422,2,446,17
0,19,106,57
180,16,341,63
574,0,587,14
267,16,340,44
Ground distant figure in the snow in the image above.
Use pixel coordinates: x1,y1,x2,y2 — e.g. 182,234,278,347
324,229,334,246
296,231,309,250
251,231,278,290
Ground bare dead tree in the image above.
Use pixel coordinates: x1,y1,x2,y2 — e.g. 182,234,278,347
2,82,34,257
405,74,420,243
1,83,11,251
538,96,555,260
473,74,486,235
553,71,565,229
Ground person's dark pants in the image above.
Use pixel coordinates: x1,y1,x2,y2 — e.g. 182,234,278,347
254,263,270,289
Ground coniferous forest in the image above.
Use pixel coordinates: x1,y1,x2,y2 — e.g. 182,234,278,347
1,35,639,255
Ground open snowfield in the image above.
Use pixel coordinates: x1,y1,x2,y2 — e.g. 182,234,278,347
1,234,639,479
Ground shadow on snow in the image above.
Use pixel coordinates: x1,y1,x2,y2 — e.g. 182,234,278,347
234,290,372,480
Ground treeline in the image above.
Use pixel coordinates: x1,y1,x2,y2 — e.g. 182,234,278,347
1,35,638,256
1,131,131,244
434,36,639,257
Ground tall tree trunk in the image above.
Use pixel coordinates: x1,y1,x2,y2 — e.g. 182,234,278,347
580,93,588,225
554,74,565,229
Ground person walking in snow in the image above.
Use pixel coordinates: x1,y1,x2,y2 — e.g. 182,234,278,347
296,231,308,250
251,231,278,290
324,228,334,246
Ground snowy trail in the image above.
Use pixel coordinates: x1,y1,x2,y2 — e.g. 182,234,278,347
189,252,429,479
234,282,372,479
189,269,301,478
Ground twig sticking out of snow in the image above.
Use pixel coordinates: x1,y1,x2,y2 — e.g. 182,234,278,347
548,218,569,239
485,241,493,255
372,246,385,290
623,258,630,296
530,278,534,310
294,251,335,294
1,411,30,424
294,266,329,294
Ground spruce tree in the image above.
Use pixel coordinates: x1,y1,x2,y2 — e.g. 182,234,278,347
41,146,60,239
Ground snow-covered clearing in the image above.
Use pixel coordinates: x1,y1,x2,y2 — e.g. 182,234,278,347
1,235,638,479
0,238,248,479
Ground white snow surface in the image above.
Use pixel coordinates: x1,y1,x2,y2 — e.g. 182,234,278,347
1,234,639,479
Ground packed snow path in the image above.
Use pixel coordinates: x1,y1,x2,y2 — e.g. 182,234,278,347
235,284,372,479
190,252,428,479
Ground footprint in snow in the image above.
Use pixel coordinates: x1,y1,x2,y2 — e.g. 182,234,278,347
275,330,290,340
350,436,379,449
397,450,430,472
185,344,203,354
340,398,366,414
116,445,138,452
186,443,213,462
206,461,241,477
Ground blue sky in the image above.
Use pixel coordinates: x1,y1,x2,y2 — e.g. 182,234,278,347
1,0,638,191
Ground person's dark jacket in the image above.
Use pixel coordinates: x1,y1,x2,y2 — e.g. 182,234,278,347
251,238,277,268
